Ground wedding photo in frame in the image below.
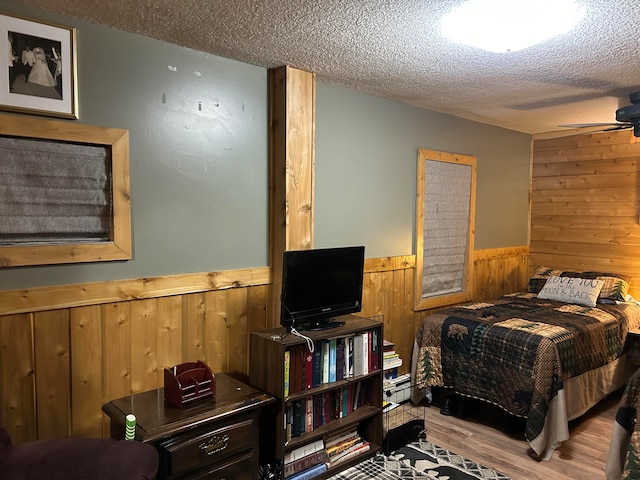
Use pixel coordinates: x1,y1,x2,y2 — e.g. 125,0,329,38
1,13,77,119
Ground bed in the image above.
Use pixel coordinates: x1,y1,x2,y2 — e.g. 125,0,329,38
606,367,640,480
411,266,640,460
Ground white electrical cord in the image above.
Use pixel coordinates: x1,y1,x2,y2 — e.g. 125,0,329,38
289,327,314,353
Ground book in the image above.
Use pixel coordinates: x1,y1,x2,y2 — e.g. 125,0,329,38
352,381,362,411
361,332,369,375
370,329,379,371
384,367,399,379
329,442,370,466
313,393,323,429
312,343,322,388
305,396,313,433
292,399,305,437
341,385,349,418
285,405,293,443
284,438,325,464
284,449,328,478
326,435,361,456
383,355,402,370
324,428,359,449
322,341,330,384
347,335,355,377
328,338,337,383
284,349,291,397
305,350,314,390
335,339,345,381
290,345,305,394
285,462,327,480
383,339,395,352
353,334,364,376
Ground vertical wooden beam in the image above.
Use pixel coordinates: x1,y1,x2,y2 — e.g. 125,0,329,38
268,65,316,328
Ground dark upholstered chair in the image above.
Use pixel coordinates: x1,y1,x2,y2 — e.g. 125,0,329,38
0,409,158,480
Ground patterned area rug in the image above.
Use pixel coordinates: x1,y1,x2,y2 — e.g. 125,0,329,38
327,440,511,480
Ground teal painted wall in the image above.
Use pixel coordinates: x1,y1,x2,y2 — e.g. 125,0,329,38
0,2,530,290
315,84,531,256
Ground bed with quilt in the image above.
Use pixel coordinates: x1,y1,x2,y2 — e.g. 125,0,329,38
411,266,640,461
606,366,640,480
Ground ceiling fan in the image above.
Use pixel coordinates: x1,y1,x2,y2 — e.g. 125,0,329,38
559,91,640,136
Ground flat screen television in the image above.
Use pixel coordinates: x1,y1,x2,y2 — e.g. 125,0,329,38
280,246,365,331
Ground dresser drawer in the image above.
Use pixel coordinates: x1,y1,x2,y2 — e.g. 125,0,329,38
183,450,255,480
159,415,254,478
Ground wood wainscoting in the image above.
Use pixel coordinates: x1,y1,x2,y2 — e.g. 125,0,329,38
0,247,528,444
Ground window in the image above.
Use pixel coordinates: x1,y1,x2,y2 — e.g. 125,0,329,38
414,149,476,310
0,115,131,267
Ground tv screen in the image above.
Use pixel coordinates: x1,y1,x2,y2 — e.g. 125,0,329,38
280,246,365,330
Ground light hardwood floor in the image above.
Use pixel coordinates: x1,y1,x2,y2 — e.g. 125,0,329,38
389,390,622,480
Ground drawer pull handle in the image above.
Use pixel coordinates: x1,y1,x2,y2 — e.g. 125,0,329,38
199,434,230,456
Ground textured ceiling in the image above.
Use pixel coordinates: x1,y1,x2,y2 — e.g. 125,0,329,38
19,0,640,134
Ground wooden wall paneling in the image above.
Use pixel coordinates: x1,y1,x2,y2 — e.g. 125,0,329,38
156,295,183,374
204,290,227,374
0,313,35,444
102,303,131,403
129,298,159,394
531,129,640,297
246,284,268,376
0,250,533,442
488,257,504,299
473,256,489,301
362,271,385,320
182,293,206,363
392,268,414,372
70,305,103,438
34,309,70,439
404,268,421,336
247,284,268,333
225,287,249,380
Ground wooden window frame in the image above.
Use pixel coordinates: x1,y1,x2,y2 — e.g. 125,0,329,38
0,114,131,267
414,149,476,311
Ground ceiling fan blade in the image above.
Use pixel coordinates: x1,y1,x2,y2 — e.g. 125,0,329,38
558,123,626,128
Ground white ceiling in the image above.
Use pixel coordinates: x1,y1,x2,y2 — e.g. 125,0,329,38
19,0,640,135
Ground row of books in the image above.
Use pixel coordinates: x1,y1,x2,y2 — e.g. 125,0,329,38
382,339,402,379
285,382,369,440
283,439,327,479
284,329,380,396
325,428,370,467
283,429,370,479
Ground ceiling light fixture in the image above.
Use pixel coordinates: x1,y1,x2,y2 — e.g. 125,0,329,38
441,0,585,53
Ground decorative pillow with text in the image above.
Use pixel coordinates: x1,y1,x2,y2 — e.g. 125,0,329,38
527,265,630,303
537,275,604,308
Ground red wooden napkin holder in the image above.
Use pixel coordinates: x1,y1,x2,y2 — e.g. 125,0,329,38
164,360,215,407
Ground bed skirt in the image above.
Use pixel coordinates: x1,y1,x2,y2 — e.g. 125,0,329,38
410,339,634,460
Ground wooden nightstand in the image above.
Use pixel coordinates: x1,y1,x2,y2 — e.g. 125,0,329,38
102,373,274,480
626,328,640,366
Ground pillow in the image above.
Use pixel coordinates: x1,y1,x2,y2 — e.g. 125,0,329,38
527,266,630,303
537,275,604,307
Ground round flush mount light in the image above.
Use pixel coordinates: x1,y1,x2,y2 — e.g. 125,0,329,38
441,0,585,53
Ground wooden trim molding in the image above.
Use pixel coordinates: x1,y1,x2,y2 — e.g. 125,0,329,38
0,267,271,316
0,255,418,316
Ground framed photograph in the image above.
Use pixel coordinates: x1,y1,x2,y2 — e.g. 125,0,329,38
0,13,77,119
